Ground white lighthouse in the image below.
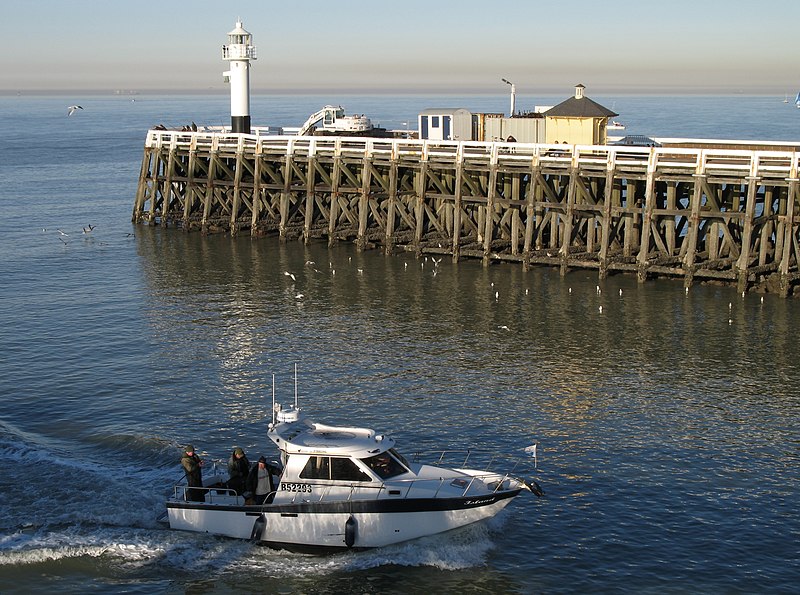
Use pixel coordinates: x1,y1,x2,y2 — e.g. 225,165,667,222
222,19,257,134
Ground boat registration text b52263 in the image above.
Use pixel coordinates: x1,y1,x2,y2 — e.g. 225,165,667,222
280,482,312,493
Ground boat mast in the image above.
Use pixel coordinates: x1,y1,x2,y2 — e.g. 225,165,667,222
271,373,276,425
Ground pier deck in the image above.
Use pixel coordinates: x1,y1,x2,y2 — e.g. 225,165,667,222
133,131,800,296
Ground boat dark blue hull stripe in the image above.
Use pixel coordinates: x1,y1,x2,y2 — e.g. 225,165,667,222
167,488,521,515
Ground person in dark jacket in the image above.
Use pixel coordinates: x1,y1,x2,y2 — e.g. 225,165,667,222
181,444,204,502
247,456,277,505
227,447,250,495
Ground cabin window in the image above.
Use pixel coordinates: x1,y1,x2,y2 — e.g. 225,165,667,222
330,457,372,482
361,452,408,479
299,456,371,482
421,116,429,139
431,116,440,128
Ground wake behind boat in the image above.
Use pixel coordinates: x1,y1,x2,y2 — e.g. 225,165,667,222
163,380,543,551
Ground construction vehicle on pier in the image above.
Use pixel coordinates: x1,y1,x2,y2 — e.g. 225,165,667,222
295,105,387,137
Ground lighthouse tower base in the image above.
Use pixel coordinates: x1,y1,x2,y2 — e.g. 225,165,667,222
232,115,251,134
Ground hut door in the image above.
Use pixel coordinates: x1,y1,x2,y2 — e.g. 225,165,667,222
443,116,451,140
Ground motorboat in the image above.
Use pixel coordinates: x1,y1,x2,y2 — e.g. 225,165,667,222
607,120,626,130
163,386,542,552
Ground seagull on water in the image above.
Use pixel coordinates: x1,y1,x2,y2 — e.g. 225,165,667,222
67,105,83,116
82,224,95,234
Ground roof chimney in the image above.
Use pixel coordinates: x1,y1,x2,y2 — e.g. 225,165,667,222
575,84,585,99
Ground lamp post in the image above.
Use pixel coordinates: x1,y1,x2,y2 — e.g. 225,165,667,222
501,78,516,117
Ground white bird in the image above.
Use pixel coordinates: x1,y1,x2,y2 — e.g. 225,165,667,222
568,287,572,294
728,302,732,310
498,325,510,331
357,268,363,275
760,296,764,304
404,262,408,270
619,288,623,296
525,289,529,295
295,293,304,299
67,105,83,116
495,291,499,301
283,271,296,281
599,305,604,314
305,260,315,265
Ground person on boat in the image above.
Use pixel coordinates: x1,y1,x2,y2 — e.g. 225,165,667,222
227,447,250,495
247,456,276,505
181,444,205,502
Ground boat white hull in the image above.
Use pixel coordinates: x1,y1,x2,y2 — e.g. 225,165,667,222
166,490,521,550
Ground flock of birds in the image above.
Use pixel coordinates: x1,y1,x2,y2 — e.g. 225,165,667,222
41,224,136,246
279,254,765,331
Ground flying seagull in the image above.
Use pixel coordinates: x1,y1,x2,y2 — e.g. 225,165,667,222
283,271,296,282
67,105,84,116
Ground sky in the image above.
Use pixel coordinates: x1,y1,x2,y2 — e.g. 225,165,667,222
1,0,798,95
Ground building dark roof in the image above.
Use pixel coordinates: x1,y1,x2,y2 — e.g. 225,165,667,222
545,96,618,118
613,135,661,147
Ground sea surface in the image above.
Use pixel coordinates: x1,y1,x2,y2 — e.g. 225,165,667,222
0,94,799,594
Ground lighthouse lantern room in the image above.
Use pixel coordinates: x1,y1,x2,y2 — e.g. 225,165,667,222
222,19,257,134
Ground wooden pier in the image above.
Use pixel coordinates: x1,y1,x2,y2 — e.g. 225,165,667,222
132,131,800,296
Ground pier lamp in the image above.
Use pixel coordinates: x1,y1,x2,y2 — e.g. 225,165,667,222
222,19,257,134
501,78,516,117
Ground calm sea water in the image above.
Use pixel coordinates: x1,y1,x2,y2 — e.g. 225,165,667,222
0,94,799,594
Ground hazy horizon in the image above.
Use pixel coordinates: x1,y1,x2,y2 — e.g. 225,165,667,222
2,1,798,96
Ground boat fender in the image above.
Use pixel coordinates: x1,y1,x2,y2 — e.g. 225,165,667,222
344,515,357,548
525,479,545,498
250,514,267,542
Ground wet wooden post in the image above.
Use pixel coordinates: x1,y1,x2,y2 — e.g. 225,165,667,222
414,150,429,255
357,152,373,251
183,141,197,229
597,151,616,279
452,150,464,263
132,146,153,223
201,144,218,235
328,152,342,246
637,150,658,282
250,148,263,236
665,182,677,254
736,158,760,292
758,187,775,267
482,145,500,265
304,146,317,243
279,140,293,240
230,142,244,235
522,158,540,270
384,156,398,254
560,152,579,276
779,178,798,296
683,172,706,288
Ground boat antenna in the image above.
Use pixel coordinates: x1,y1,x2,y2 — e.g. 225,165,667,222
271,373,276,426
294,363,298,409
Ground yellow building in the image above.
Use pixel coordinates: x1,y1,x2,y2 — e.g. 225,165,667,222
544,84,618,145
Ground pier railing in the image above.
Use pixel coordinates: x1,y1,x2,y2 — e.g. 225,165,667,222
134,130,800,295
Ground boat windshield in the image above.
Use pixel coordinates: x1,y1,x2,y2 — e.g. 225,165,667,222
361,451,409,479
